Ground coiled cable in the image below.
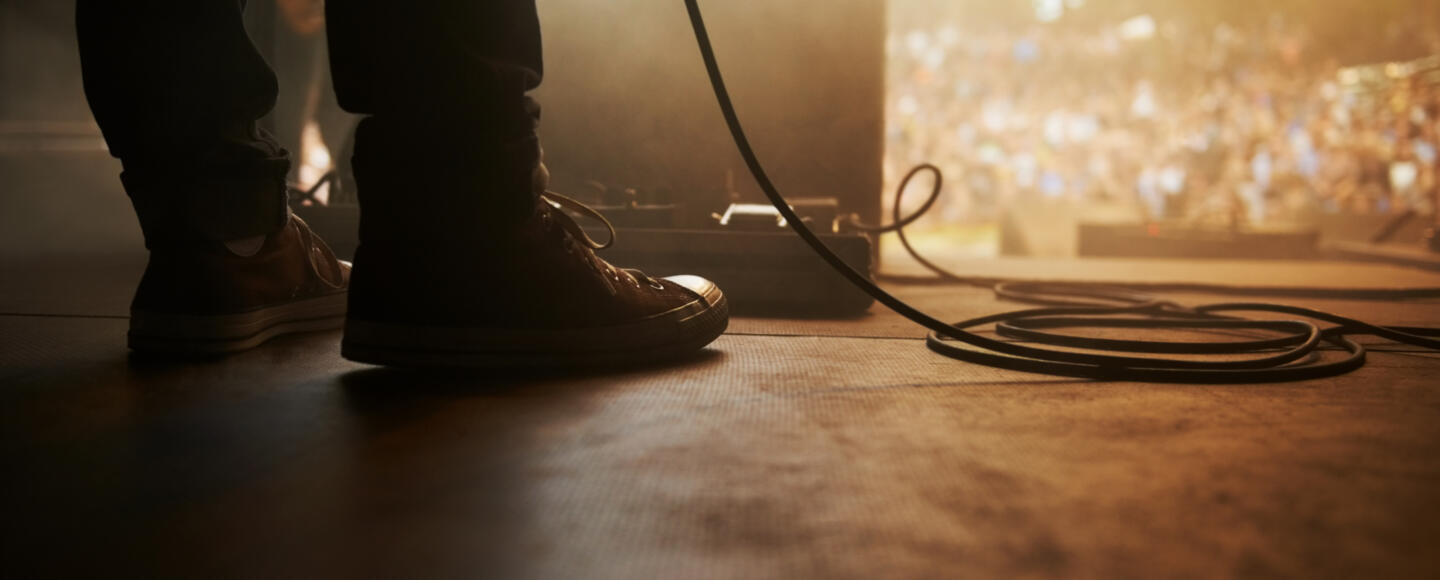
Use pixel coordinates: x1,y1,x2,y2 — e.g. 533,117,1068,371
683,0,1440,383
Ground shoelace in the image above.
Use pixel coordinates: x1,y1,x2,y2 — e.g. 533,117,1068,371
540,191,667,291
541,191,616,251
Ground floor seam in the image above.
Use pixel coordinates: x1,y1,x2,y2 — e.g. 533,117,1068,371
0,312,129,320
725,331,924,341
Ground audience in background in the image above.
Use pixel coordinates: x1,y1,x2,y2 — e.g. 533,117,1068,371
886,12,1440,227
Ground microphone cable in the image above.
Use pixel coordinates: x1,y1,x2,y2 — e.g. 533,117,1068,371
682,0,1440,383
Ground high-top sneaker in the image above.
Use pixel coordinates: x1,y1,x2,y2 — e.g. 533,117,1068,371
128,214,350,354
341,192,728,368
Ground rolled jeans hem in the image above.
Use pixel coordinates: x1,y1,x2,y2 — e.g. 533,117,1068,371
121,155,292,247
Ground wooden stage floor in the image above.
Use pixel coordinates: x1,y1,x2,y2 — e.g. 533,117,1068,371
3,253,1439,578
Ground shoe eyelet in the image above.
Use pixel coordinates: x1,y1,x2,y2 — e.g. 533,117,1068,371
648,280,665,291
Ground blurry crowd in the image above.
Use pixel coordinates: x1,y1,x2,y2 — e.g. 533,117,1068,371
886,13,1440,227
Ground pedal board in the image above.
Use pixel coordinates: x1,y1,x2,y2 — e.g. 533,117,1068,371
589,226,875,317
294,200,877,317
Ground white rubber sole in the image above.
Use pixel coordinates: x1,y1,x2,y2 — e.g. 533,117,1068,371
128,292,348,354
340,287,729,369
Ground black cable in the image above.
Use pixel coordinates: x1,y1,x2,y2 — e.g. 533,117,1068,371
1371,208,1417,244
859,165,1440,301
682,0,1440,383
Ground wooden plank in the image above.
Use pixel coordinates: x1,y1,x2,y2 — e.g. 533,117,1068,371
3,317,1438,578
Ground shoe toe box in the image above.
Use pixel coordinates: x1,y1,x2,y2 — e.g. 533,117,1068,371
663,274,722,306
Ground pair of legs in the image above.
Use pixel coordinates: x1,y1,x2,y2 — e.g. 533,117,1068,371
78,0,543,243
77,0,727,366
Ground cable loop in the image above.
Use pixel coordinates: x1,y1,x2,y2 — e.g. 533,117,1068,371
684,0,1438,383
845,164,944,234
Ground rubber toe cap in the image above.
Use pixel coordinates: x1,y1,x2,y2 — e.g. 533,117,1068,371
664,275,721,305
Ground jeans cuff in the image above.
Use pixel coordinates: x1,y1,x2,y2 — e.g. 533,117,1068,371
352,124,542,245
121,153,292,247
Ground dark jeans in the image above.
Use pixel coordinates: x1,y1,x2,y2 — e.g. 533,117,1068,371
76,0,544,246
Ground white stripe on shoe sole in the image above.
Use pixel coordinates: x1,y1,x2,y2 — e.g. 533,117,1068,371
340,290,728,368
128,292,348,354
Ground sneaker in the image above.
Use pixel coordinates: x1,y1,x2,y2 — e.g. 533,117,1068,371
340,192,729,368
127,215,350,354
